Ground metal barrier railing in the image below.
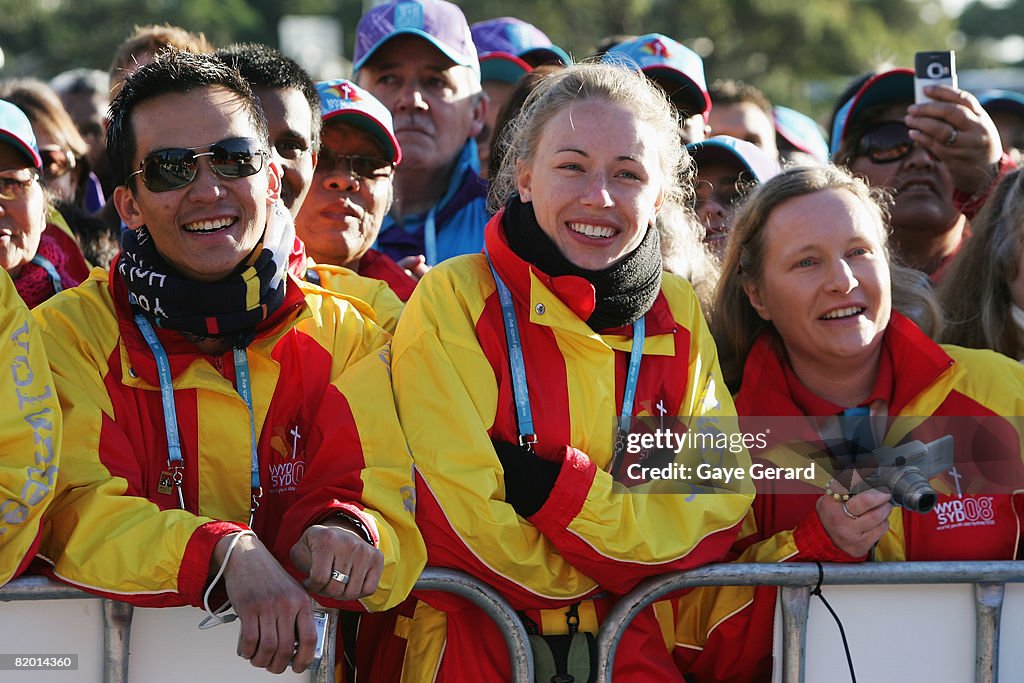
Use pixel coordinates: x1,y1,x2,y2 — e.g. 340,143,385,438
413,567,534,682
594,561,1024,683
0,567,531,683
0,574,338,683
12,562,1021,682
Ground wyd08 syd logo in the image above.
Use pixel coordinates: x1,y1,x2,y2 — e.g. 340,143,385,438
269,460,305,493
934,497,995,530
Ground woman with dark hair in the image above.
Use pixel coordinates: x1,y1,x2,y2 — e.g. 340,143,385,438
939,168,1024,360
0,99,88,307
0,79,99,211
390,62,753,681
0,79,118,266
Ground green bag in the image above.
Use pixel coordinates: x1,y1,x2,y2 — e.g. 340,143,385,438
523,603,597,683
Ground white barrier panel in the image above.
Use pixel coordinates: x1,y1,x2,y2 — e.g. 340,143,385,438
0,599,305,682
1001,583,1024,676
1,569,529,683
772,583,1024,682
130,607,306,682
0,597,103,681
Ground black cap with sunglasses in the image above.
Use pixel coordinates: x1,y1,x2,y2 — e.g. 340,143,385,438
854,120,917,164
829,69,915,162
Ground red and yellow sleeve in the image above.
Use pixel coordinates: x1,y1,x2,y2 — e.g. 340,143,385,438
528,283,753,593
33,279,242,607
274,288,424,612
392,264,602,607
1,270,61,585
307,261,405,335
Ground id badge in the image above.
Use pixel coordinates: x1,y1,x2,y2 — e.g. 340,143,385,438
157,470,174,495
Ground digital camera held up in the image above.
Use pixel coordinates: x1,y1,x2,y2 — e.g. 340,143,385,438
851,436,954,513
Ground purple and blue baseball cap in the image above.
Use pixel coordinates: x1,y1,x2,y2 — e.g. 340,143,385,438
602,33,711,121
354,0,480,80
471,17,570,83
829,68,913,159
774,105,829,164
687,135,782,184
317,79,402,164
0,99,42,170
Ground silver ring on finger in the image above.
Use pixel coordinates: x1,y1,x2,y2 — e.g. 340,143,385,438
841,501,859,520
330,569,350,585
945,127,959,146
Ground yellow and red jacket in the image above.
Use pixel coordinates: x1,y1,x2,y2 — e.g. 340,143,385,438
32,264,425,611
675,313,1024,682
1,269,61,585
388,213,753,681
358,248,417,302
305,257,405,334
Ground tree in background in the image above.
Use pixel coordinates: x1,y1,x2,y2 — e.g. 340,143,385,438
958,0,1024,69
0,0,267,76
0,0,978,125
462,0,957,121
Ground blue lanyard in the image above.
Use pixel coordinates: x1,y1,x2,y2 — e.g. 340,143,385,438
487,259,645,450
841,405,875,457
134,314,262,521
487,260,536,448
618,316,645,433
232,347,260,495
424,204,438,266
31,254,62,294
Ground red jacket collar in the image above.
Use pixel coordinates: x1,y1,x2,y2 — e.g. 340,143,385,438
483,209,677,335
781,340,894,416
736,312,954,417
485,209,596,321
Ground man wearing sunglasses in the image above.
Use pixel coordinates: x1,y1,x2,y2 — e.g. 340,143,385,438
830,68,1014,281
294,79,416,335
32,48,424,675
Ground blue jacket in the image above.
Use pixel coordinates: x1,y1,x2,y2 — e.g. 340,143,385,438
376,139,490,265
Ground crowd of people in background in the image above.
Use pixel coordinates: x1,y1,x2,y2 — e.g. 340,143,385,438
2,0,1024,680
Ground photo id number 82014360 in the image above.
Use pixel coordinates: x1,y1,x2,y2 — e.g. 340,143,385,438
1,655,78,670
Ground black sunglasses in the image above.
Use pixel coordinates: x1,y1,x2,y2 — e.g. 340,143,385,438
128,137,268,192
317,148,395,183
855,121,915,164
38,146,76,178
